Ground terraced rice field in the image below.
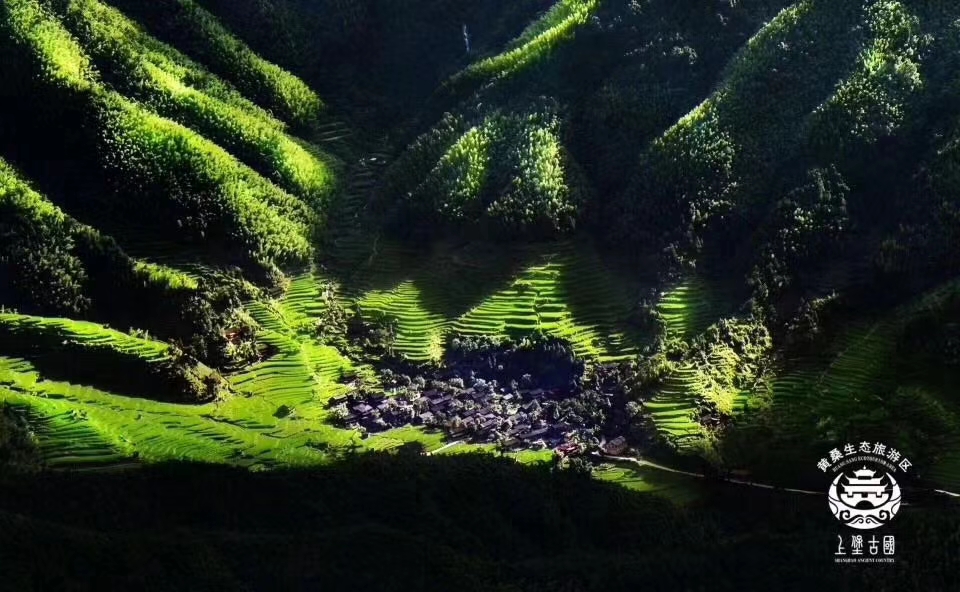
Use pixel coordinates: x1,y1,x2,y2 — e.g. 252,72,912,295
764,322,899,436
644,367,709,447
6,260,960,494
0,277,449,469
0,337,450,469
352,241,646,363
657,278,721,340
358,281,447,362
0,313,171,361
644,279,731,450
0,137,649,471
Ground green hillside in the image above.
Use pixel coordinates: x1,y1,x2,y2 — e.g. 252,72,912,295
3,0,960,530
7,0,960,588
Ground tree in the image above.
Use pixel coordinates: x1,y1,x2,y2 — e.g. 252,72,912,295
496,435,510,457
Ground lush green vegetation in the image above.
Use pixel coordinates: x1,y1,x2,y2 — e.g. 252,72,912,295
105,0,324,129
4,1,960,586
53,0,338,210
388,109,587,238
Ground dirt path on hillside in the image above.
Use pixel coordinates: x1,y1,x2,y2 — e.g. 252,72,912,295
595,454,960,499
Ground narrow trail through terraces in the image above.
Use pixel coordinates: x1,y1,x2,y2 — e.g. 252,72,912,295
595,454,960,499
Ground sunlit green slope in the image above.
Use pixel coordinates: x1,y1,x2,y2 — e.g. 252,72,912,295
4,0,960,501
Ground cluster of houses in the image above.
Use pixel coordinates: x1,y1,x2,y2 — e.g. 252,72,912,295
326,333,648,458
329,375,609,455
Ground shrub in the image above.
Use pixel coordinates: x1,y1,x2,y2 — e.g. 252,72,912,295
0,404,41,472
612,100,738,257
685,317,773,415
423,125,493,223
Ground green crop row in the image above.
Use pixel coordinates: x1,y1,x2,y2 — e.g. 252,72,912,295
0,313,222,403
2,0,93,90
0,0,317,277
106,0,323,129
53,0,337,210
452,0,599,84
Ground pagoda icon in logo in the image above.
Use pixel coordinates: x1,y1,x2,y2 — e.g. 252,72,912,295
829,465,901,530
841,467,890,506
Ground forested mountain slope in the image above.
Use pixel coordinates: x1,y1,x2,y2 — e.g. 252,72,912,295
3,0,960,498
6,0,960,588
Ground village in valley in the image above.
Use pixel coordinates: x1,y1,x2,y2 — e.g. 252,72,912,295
328,335,637,459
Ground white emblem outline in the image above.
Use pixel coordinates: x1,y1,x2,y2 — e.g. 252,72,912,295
828,465,901,530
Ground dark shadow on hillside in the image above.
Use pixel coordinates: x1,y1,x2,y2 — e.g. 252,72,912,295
0,98,261,276
0,99,119,237
4,450,958,591
412,240,542,320
717,280,960,490
322,234,422,297
558,238,657,356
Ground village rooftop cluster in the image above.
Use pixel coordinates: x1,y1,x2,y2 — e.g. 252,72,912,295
330,372,628,457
